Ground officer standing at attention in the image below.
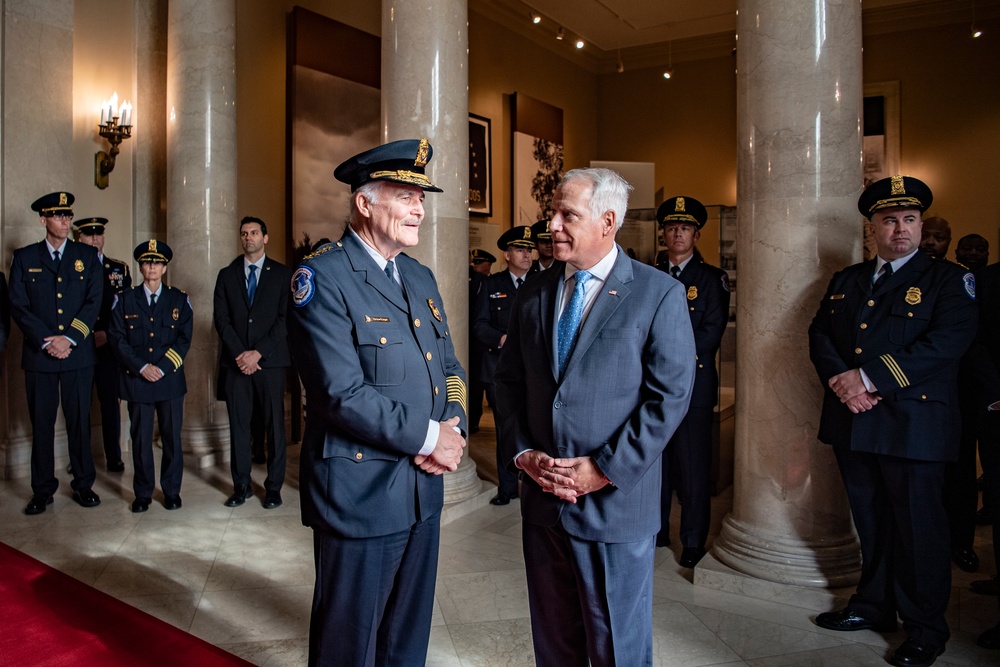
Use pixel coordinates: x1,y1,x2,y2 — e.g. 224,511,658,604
530,218,556,272
109,240,192,513
474,225,535,505
289,138,467,666
10,192,103,515
809,176,978,667
653,196,730,567
468,248,496,433
75,216,131,472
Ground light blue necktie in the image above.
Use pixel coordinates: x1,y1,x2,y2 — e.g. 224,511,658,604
557,270,591,376
247,264,258,304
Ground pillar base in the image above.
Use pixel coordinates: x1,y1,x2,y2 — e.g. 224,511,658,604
713,515,860,588
443,455,482,504
180,422,230,469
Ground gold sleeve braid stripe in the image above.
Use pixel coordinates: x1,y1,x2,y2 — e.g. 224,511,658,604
70,319,90,338
446,375,467,416
880,354,910,388
164,348,184,371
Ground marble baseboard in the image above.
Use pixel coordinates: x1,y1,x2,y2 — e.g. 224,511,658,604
441,480,496,526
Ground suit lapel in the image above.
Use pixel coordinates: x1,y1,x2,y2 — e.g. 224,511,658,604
343,234,408,312
538,266,561,379
857,259,877,295
37,242,58,274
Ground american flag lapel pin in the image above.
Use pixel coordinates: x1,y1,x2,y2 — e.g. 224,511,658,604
608,290,618,296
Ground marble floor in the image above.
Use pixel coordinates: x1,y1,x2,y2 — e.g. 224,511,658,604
1,427,998,666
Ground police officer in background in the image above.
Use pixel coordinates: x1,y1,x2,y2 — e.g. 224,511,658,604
75,217,131,472
469,248,496,433
473,225,535,505
109,240,192,513
654,196,730,567
530,218,555,272
809,176,978,667
10,192,103,515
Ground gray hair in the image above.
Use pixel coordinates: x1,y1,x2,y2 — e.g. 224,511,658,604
350,181,384,221
559,168,633,231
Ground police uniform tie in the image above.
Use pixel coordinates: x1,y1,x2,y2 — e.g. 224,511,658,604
670,265,680,279
247,264,258,304
150,292,157,308
52,250,61,265
385,260,402,296
873,262,893,293
516,277,523,289
557,270,592,377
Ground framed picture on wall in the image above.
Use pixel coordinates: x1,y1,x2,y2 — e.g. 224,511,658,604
511,93,564,227
469,113,492,216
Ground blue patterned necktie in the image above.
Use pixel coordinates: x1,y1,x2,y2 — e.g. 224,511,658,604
557,270,592,376
247,264,258,304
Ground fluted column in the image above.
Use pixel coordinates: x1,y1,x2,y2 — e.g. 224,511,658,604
165,0,235,466
712,0,863,586
382,1,480,500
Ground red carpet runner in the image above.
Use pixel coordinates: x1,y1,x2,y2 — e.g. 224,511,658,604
0,541,255,666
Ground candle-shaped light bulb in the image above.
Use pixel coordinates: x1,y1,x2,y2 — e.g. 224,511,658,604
121,101,132,127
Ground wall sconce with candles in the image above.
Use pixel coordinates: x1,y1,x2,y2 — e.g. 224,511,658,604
94,92,133,189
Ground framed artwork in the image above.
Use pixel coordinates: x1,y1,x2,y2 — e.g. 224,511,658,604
511,93,564,226
469,114,492,216
862,81,900,260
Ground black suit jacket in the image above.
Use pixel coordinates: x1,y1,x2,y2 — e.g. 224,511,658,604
972,263,1000,406
213,255,292,371
472,269,525,383
809,252,978,461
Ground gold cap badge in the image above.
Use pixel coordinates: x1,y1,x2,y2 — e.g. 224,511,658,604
687,285,698,300
427,298,443,322
415,139,430,167
890,175,905,196
904,287,922,305
74,259,84,272
676,197,686,212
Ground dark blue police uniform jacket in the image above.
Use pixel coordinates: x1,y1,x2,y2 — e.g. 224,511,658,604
8,240,102,371
809,252,978,461
473,269,525,384
289,233,467,538
109,286,192,403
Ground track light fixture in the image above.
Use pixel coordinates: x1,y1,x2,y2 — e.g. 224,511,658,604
531,11,541,24
575,39,584,49
556,26,565,40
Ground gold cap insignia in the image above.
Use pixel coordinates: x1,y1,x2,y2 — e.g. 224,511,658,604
427,298,443,322
415,138,430,167
149,239,157,253
74,259,84,272
890,175,905,196
676,197,686,212
172,308,179,321
904,287,922,305
523,227,532,239
687,285,698,300
59,193,68,206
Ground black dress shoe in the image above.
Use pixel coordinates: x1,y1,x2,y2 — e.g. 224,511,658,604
162,495,182,510
951,546,980,573
225,485,252,507
489,493,511,506
815,608,897,632
262,491,283,509
72,489,101,508
971,577,999,595
106,460,126,473
24,495,53,515
131,497,151,513
977,623,1000,649
679,547,707,568
889,639,943,666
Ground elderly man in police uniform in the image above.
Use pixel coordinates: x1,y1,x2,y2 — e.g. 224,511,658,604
9,192,103,515
809,176,978,667
75,216,131,472
289,138,467,667
109,240,192,513
474,225,536,505
654,196,730,567
531,218,555,272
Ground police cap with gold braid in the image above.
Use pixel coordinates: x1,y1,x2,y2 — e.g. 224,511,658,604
657,196,708,230
334,138,443,193
75,217,109,235
531,219,552,240
497,225,535,251
471,248,497,264
858,175,933,220
31,191,74,217
133,239,173,264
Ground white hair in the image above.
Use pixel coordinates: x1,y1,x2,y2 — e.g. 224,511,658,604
559,168,633,230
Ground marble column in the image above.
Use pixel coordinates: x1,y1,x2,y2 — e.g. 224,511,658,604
0,1,75,479
135,0,168,244
712,0,863,586
382,1,481,501
165,0,235,466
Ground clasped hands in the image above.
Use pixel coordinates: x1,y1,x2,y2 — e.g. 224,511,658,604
43,335,74,359
235,350,262,375
414,416,467,475
829,368,881,414
517,450,610,504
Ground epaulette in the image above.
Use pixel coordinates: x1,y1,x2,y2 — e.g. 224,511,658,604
303,241,343,262
106,255,126,265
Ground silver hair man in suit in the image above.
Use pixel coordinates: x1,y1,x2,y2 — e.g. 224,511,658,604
494,167,696,666
289,138,467,667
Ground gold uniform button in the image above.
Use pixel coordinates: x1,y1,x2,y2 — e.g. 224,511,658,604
57,293,63,298
355,452,363,460
860,323,867,329
426,352,433,361
867,299,875,306
150,317,154,322
698,364,704,368
150,333,155,338
855,347,862,354
690,307,695,311
379,337,387,345
414,318,421,327
57,309,63,314
434,386,439,395
908,312,914,318
57,277,63,282
921,394,927,400
58,325,64,331
148,347,153,352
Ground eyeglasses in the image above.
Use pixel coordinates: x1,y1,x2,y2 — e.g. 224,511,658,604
45,213,74,221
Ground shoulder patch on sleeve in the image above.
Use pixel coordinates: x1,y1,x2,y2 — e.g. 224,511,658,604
292,266,316,308
964,272,976,299
111,293,118,311
721,272,731,293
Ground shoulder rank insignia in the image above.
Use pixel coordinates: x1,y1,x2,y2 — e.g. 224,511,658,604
427,298,443,322
74,259,84,272
687,285,698,301
291,266,316,308
172,308,179,321
721,273,731,293
904,287,922,305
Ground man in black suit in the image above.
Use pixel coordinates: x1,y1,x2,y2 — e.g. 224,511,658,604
473,226,535,505
809,176,978,667
468,248,495,433
9,192,103,515
654,196,731,567
75,217,131,472
214,216,292,509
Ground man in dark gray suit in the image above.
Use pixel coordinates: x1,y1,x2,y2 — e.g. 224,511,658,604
494,168,696,666
289,138,467,667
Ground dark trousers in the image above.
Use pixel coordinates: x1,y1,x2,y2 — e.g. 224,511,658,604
659,406,713,549
224,366,287,492
834,446,950,648
128,398,184,498
944,401,980,550
522,521,655,667
979,412,1000,614
93,349,122,463
26,367,96,496
309,518,439,667
485,383,518,497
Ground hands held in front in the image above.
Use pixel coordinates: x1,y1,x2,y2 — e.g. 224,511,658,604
140,364,165,382
44,335,73,359
518,451,610,504
414,416,466,475
235,350,262,375
829,369,881,413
